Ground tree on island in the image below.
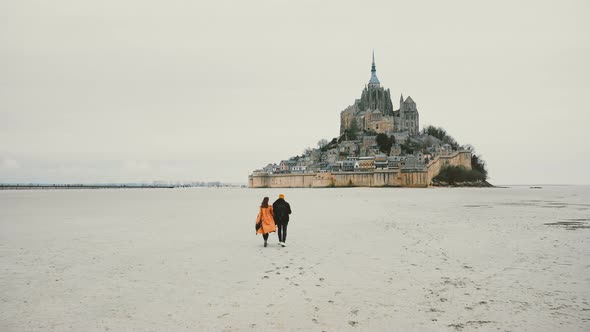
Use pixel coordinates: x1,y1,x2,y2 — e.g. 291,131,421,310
470,153,488,179
346,118,359,140
317,139,329,149
433,147,489,185
433,164,488,185
422,125,460,150
400,137,424,155
321,138,338,151
376,133,396,155
423,125,448,140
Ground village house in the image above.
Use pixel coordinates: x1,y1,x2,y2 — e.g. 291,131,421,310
358,157,375,171
374,154,388,169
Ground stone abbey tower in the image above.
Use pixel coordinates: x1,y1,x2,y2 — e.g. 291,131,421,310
340,53,420,137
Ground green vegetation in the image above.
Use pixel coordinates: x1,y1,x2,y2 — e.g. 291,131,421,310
400,137,424,155
470,154,488,179
376,133,396,154
422,125,460,150
433,165,487,185
328,137,338,147
422,125,447,140
433,155,488,185
346,118,359,140
322,137,338,151
317,139,329,149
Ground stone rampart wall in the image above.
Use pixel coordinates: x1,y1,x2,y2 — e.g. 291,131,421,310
427,151,472,182
249,150,471,188
248,173,334,188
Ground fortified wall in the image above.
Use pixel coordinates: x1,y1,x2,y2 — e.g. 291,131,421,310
249,151,471,188
427,151,472,181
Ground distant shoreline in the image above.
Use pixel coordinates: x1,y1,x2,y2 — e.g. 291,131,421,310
0,184,175,190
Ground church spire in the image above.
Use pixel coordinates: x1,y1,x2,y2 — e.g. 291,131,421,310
368,50,380,87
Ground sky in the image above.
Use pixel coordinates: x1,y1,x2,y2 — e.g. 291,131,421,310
1,0,589,185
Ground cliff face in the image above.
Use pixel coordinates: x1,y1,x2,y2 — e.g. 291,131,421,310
340,105,358,136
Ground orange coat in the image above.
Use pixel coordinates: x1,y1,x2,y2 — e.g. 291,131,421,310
256,206,276,235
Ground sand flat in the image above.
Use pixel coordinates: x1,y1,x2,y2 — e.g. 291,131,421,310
1,186,589,331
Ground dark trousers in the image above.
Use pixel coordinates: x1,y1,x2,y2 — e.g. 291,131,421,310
277,222,288,243
263,233,269,242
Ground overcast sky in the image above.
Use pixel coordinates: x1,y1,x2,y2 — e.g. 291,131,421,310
1,0,589,184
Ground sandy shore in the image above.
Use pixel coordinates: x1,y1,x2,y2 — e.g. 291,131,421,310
1,187,589,331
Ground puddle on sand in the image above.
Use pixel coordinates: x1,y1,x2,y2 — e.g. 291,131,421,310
498,200,570,209
544,219,590,230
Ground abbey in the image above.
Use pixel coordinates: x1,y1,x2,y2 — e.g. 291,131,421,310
340,53,419,137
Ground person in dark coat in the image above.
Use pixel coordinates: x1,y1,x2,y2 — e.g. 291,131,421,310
272,194,292,247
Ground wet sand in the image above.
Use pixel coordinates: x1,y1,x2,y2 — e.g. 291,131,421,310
1,186,589,331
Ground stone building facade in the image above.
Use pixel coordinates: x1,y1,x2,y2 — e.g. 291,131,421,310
340,53,420,137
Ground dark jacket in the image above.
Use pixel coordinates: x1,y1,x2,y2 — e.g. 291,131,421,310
272,198,292,224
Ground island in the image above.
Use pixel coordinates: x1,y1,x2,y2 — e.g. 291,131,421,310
249,53,489,188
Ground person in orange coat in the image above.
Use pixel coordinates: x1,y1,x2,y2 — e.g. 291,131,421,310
255,197,277,247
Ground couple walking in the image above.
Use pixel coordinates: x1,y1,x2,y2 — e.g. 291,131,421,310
255,194,292,247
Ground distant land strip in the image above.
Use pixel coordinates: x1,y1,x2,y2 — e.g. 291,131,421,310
0,184,175,190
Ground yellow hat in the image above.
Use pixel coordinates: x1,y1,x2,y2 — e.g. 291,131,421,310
279,194,285,199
